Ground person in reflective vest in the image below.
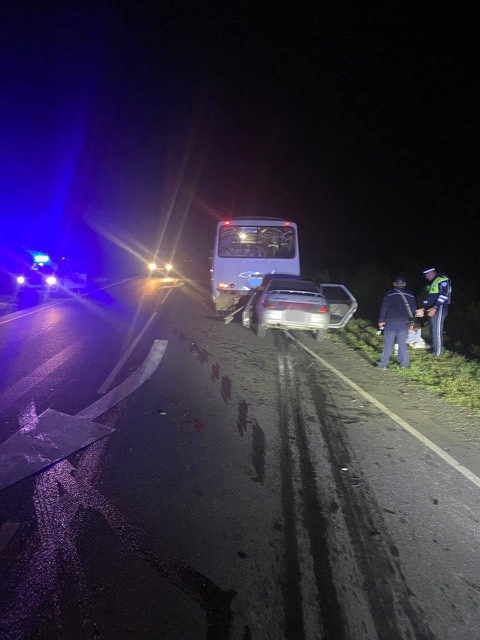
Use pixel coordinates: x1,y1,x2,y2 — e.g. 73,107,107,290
416,267,452,356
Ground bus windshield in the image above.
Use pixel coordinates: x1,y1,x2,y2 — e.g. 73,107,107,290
218,225,297,259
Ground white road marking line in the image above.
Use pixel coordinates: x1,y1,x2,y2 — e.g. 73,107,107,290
0,277,136,325
0,341,81,411
0,522,19,555
78,339,168,420
287,331,480,490
152,279,182,305
0,410,115,492
160,287,174,303
0,298,75,325
97,312,158,394
0,340,169,492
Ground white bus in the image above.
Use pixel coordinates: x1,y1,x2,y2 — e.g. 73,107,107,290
211,217,300,313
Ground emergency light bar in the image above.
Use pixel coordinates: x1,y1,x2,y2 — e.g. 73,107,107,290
33,254,50,263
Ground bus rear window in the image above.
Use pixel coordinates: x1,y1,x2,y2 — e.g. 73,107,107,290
218,225,296,258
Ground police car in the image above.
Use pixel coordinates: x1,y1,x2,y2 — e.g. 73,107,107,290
16,254,58,293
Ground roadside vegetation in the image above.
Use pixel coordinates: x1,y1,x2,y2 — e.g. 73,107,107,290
330,318,480,417
302,259,480,417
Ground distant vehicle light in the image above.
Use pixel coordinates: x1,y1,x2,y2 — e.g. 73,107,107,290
17,275,25,284
34,254,50,263
148,263,157,271
46,276,57,286
165,263,173,271
284,222,290,226
217,282,231,290
223,220,231,225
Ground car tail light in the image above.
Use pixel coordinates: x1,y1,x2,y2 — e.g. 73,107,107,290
217,282,234,290
301,304,329,313
263,300,277,308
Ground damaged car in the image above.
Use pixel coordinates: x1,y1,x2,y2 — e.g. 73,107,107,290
241,275,357,341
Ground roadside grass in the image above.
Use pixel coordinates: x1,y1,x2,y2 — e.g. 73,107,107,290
330,318,480,417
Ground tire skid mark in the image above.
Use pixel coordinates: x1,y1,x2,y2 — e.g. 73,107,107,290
237,399,248,437
305,361,437,640
277,335,345,640
251,420,265,484
221,375,232,403
184,333,266,488
277,353,307,640
66,458,237,639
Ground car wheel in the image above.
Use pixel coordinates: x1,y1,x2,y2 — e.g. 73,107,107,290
256,324,267,338
315,329,326,343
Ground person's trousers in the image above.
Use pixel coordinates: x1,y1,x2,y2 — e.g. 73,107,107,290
380,322,409,367
429,305,448,355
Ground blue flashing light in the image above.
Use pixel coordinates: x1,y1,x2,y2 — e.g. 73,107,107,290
33,254,50,263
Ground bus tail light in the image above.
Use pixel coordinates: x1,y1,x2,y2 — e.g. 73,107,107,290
217,282,235,290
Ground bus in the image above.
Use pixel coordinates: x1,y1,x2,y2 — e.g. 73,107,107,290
211,217,300,313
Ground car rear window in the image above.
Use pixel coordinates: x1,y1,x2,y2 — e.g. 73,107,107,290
268,280,319,293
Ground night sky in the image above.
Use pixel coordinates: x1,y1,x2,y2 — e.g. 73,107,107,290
1,3,479,280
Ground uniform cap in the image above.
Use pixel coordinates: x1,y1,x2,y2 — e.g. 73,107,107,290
393,276,406,285
422,266,436,274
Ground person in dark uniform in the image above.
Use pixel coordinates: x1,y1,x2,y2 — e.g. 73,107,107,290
417,267,452,356
377,276,417,369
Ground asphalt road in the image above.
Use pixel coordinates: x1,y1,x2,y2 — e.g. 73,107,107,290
0,276,479,640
